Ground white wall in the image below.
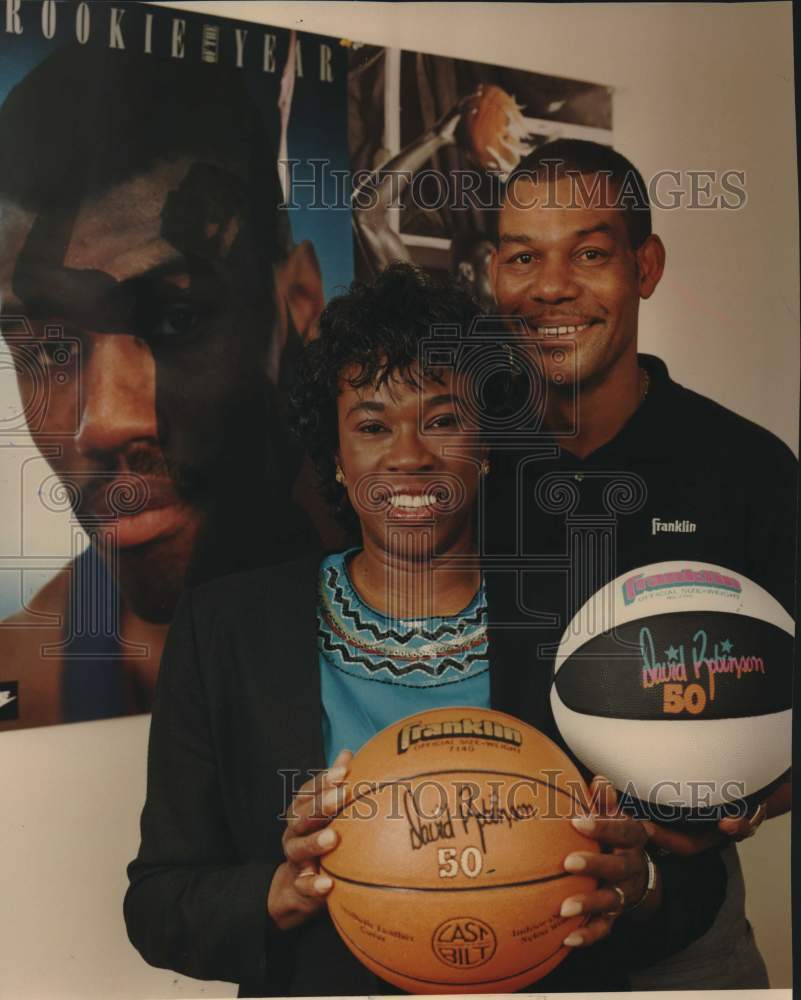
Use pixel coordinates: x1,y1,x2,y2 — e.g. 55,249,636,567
1,716,234,1000
2,3,796,998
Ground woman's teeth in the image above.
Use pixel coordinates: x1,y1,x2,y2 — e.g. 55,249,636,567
389,494,438,509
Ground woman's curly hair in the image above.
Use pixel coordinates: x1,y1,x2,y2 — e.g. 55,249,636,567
291,262,486,529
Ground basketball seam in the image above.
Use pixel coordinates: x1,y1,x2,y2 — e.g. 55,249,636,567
319,864,574,892
333,768,586,821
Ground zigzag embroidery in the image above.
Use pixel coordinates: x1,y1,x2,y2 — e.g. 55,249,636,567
321,648,489,690
320,607,487,661
318,630,488,679
323,563,486,643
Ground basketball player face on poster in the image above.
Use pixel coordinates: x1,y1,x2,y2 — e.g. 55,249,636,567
0,48,324,627
1,155,320,621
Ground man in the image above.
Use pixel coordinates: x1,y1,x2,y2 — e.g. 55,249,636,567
0,44,325,727
486,139,795,988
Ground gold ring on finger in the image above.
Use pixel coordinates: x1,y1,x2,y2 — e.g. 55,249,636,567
602,884,626,916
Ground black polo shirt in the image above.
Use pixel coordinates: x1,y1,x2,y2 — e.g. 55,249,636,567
486,353,797,649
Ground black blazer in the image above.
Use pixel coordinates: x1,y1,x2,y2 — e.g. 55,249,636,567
124,552,726,996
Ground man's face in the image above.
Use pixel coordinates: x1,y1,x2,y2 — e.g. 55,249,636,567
336,366,486,562
0,156,289,620
491,174,661,389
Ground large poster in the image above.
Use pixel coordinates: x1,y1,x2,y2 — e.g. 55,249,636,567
0,1,352,726
0,2,609,729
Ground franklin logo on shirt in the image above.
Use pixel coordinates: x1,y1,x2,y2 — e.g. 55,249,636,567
652,517,697,535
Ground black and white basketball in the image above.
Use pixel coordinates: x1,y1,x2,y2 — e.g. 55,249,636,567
551,561,793,812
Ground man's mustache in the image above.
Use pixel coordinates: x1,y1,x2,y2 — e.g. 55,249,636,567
63,446,204,519
66,445,272,520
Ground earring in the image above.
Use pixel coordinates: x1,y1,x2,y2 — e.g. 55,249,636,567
335,465,347,486
479,458,490,477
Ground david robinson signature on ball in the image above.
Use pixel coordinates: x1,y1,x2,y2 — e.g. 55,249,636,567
403,783,538,854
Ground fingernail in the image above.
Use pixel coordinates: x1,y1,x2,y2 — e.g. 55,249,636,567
564,853,587,872
560,899,583,917
314,876,333,893
563,932,584,947
642,821,656,838
318,828,336,848
326,767,347,786
572,817,595,833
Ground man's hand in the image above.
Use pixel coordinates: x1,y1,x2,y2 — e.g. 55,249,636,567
641,776,790,856
431,88,483,145
642,804,765,856
559,777,660,948
267,749,352,931
641,819,725,857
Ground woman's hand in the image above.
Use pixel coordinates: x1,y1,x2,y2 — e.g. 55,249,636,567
267,749,352,931
559,777,660,948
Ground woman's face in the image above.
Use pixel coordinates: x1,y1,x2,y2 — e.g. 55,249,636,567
335,365,487,563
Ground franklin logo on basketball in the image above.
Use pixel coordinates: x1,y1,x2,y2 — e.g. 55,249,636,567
396,717,522,754
622,567,742,605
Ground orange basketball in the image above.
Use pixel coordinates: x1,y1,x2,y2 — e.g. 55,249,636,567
458,84,527,172
323,707,598,994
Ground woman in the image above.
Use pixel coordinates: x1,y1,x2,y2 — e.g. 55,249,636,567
125,264,725,996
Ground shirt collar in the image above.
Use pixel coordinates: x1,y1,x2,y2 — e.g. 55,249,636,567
555,353,679,465
494,353,681,470
611,352,678,460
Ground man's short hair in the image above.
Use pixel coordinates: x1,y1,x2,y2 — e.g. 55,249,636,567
0,43,291,264
504,139,652,250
